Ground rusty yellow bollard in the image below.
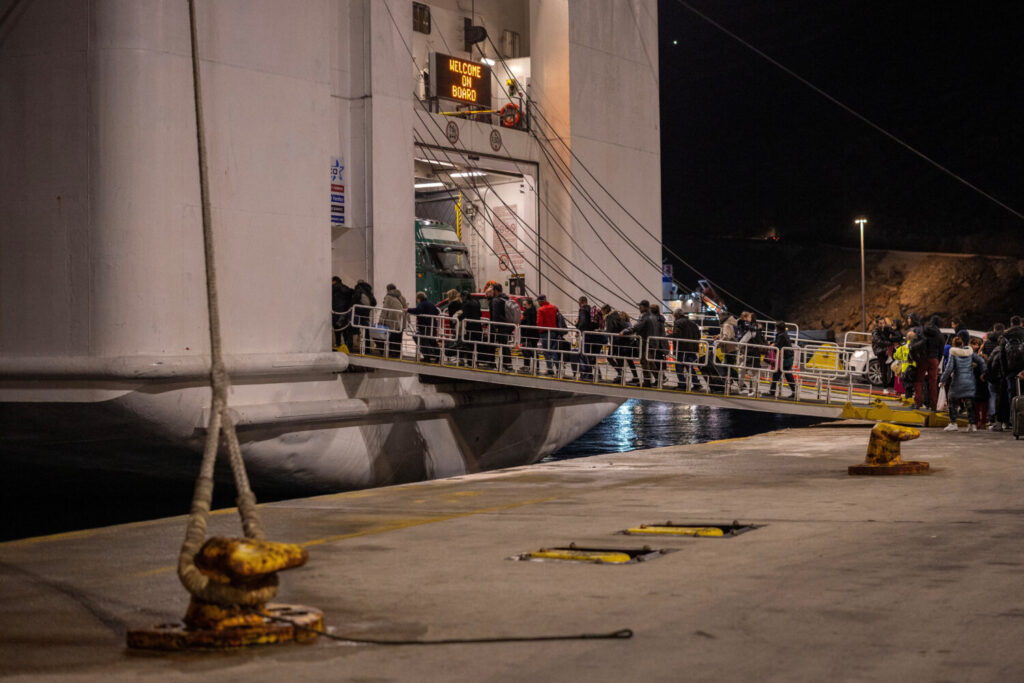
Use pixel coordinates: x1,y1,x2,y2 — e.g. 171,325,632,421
848,422,929,475
127,537,322,650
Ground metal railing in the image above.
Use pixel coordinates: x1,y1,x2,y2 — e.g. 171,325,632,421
335,307,890,409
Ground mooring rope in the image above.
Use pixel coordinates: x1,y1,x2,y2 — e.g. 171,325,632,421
177,0,270,606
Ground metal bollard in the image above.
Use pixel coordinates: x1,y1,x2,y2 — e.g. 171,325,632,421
848,422,929,475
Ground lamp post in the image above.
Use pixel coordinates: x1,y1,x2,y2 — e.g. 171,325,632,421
855,218,867,332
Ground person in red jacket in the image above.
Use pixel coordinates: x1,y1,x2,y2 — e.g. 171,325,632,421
535,295,561,376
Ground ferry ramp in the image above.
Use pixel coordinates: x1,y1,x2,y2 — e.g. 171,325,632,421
341,308,944,427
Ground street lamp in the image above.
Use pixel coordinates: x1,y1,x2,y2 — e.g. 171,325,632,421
855,217,867,332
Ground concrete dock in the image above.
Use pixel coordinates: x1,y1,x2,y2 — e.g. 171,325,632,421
3,422,1024,681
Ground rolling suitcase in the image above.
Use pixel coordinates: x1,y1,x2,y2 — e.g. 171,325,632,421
1013,379,1024,440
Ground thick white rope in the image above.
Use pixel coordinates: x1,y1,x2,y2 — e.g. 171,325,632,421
177,0,269,606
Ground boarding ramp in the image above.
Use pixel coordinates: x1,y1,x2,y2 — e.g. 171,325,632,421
337,306,935,425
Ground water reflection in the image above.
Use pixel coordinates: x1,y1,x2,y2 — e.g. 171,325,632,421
548,400,823,460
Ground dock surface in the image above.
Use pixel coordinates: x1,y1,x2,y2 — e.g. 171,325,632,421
3,422,1024,681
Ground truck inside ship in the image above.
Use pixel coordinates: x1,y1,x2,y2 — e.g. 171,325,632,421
415,218,475,302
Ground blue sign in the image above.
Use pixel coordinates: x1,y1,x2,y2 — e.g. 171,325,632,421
331,215,345,225
331,194,344,204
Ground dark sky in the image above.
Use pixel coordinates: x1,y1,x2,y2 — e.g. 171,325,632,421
658,0,1024,253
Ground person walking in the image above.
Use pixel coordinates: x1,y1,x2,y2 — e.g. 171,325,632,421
331,276,354,350
536,295,561,376
623,300,659,387
488,284,514,371
442,289,464,363
407,292,441,362
518,297,539,373
969,338,990,428
460,291,482,367
380,284,408,358
669,308,701,389
767,321,797,398
575,296,599,381
603,309,630,383
940,336,987,432
914,315,944,410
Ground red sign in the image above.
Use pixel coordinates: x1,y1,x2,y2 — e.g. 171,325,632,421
331,184,344,192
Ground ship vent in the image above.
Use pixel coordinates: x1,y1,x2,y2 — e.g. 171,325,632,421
512,543,674,565
621,520,759,538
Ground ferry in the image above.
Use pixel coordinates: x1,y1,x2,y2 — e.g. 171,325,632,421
0,0,663,490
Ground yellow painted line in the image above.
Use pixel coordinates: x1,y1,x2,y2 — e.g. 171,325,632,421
121,495,560,580
299,496,558,548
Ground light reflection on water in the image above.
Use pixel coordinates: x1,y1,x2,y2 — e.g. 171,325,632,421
547,400,824,461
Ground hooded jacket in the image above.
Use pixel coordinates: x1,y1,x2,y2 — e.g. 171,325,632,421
380,288,408,331
923,319,944,359
941,346,986,399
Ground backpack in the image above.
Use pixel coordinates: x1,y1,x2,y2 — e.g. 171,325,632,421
1003,336,1024,374
504,298,522,324
555,310,567,329
909,337,927,364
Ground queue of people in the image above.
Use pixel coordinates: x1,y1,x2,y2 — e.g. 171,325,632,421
875,313,1024,433
330,277,1024,434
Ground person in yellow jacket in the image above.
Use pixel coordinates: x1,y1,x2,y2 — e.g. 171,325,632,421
891,331,916,399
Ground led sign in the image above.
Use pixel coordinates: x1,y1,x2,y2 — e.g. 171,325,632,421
431,52,492,105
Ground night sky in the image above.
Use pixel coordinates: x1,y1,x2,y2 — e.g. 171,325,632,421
657,0,1024,254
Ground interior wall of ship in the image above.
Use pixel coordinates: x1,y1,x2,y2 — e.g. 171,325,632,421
332,0,416,302
1,0,337,358
465,177,539,295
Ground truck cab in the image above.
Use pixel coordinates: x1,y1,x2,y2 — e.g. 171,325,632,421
415,218,475,302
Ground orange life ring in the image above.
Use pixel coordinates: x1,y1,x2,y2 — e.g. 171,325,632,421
499,103,521,128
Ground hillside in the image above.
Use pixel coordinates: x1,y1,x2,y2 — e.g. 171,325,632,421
677,239,1024,334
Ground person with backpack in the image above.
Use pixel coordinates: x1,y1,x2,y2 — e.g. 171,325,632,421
488,284,516,371
575,296,600,381
518,297,539,373
713,309,740,393
603,309,629,384
767,320,797,398
623,300,663,387
871,316,899,389
940,336,987,432
331,276,354,350
993,316,1024,431
536,294,562,377
982,322,1005,427
670,308,702,388
351,278,376,341
913,316,944,410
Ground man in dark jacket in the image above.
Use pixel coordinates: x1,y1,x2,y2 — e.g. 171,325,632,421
460,292,483,367
487,284,512,370
331,276,354,349
624,300,660,386
670,308,702,388
407,292,441,362
575,296,599,381
914,315,944,410
993,316,1024,429
518,297,539,373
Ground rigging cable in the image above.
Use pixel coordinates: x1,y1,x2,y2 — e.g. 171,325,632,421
675,0,1024,224
482,37,764,316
